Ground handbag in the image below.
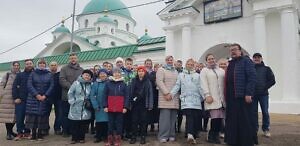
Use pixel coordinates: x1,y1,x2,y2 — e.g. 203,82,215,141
80,83,93,111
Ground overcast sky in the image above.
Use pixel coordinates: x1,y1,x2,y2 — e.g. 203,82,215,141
0,0,166,63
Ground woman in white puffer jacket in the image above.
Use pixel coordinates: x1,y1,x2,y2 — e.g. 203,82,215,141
200,54,225,144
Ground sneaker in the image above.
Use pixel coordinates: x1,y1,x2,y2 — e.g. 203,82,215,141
14,134,23,141
187,134,196,144
6,133,14,140
159,138,167,143
169,137,176,142
263,131,271,138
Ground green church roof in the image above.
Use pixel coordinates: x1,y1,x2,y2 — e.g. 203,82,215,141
0,36,166,71
96,15,116,24
53,24,70,33
81,0,132,18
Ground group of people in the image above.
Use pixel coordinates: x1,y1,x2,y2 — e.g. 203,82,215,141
0,43,276,146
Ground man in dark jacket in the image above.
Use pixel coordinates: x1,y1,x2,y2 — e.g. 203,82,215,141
252,53,276,138
12,59,34,140
48,61,63,135
59,53,83,137
225,43,257,146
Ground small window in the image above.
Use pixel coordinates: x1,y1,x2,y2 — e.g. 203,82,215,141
111,28,114,34
53,36,56,40
97,27,100,33
114,20,118,27
126,23,130,31
84,19,89,28
111,41,116,46
94,40,99,46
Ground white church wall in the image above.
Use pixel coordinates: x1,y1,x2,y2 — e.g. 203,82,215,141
265,12,283,101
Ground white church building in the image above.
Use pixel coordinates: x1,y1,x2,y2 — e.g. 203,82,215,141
0,0,299,114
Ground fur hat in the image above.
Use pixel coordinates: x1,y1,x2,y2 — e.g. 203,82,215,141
82,69,93,78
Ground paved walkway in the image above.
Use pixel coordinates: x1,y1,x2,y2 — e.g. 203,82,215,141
0,113,299,146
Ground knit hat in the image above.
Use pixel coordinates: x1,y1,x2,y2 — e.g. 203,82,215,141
82,69,93,78
115,57,124,63
97,68,108,76
137,66,147,73
253,53,262,58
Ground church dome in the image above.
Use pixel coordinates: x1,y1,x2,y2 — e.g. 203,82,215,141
53,24,70,33
139,29,152,41
81,0,132,18
96,15,116,24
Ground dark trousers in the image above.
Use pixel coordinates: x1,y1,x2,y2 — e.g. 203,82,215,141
5,123,15,134
123,110,131,137
47,99,62,131
183,109,200,137
108,112,123,135
71,120,88,141
15,102,30,134
95,122,108,139
200,102,209,131
53,100,62,131
177,109,183,132
195,110,203,133
61,101,71,134
89,109,95,132
131,107,148,137
252,95,270,132
210,118,222,133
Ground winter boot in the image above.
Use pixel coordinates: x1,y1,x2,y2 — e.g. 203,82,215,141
114,135,121,146
105,135,113,146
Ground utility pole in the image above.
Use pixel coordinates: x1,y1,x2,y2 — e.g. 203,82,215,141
70,0,76,53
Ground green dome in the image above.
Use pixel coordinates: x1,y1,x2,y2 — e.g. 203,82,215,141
82,0,131,18
53,24,70,33
97,15,116,24
139,29,152,41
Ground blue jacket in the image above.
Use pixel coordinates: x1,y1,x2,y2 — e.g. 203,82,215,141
90,79,108,122
170,69,203,110
68,76,92,121
103,77,129,109
26,69,54,116
228,56,257,98
12,69,34,101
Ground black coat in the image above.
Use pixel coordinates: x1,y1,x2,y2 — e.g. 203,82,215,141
12,69,33,101
254,63,276,96
49,72,62,103
129,75,154,109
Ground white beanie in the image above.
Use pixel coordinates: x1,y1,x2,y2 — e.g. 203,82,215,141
115,57,124,63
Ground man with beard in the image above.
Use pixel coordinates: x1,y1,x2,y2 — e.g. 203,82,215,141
224,44,256,146
59,53,83,137
12,59,34,140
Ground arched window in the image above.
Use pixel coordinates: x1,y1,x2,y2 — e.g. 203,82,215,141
84,19,89,28
97,27,100,33
114,20,118,27
126,23,130,31
111,28,114,34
